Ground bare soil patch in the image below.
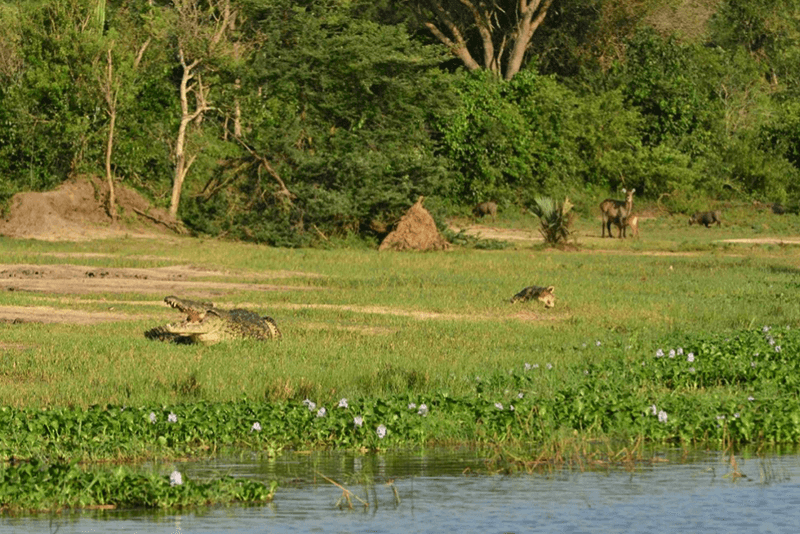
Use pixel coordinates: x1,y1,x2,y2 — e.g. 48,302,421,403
0,175,181,241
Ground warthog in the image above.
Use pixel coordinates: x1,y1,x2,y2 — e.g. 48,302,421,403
689,210,722,227
600,189,635,238
473,201,497,222
510,285,556,308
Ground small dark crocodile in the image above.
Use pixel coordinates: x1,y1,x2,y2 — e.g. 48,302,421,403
146,296,281,345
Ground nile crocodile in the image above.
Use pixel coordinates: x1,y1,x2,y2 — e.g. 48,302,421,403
145,296,281,345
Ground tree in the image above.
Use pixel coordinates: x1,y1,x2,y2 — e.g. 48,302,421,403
404,0,555,80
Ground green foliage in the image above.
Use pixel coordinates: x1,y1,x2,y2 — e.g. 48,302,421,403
528,196,574,245
184,5,453,245
0,457,276,512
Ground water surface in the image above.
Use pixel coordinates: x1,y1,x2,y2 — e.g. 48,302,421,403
3,448,799,533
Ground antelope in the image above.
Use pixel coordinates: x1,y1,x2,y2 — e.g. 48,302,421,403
600,188,635,238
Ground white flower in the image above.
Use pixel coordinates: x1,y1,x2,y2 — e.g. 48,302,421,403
408,403,417,410
650,404,657,416
169,470,183,487
376,424,387,439
763,326,771,333
167,412,177,423
775,345,782,352
316,407,327,418
595,340,602,346
417,404,428,416
510,405,515,411
354,416,364,427
517,392,524,399
656,349,664,358
338,398,348,409
687,353,695,363
251,422,262,432
677,347,684,355
149,412,156,424
668,349,676,358
546,363,553,370
657,410,668,423
524,363,532,371
306,401,317,412
495,402,504,410
748,396,755,402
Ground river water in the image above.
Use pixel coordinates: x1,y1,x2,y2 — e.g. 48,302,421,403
2,448,800,533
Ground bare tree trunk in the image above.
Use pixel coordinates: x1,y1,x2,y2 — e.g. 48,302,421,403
504,0,554,80
169,49,208,218
103,49,117,221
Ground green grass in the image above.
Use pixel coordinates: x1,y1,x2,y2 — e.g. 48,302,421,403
1,211,800,410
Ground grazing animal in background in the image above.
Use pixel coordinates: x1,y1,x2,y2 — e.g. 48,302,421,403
772,203,786,215
473,201,498,223
510,285,556,308
689,210,722,228
600,189,635,238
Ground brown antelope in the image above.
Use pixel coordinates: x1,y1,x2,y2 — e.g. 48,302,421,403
600,188,635,238
618,215,639,238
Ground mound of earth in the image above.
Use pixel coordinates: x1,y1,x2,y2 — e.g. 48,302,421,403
0,175,184,242
379,196,450,252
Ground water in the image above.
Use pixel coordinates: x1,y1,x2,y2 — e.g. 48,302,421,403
3,448,800,533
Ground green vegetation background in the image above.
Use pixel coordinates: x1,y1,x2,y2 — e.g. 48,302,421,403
2,0,800,246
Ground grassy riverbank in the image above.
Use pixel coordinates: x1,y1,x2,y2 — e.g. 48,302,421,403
1,210,799,455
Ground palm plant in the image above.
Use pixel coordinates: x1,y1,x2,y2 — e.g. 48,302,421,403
529,196,574,246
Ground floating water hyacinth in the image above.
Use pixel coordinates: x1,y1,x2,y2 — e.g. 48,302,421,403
376,424,387,439
353,416,364,428
149,412,156,424
338,398,348,409
316,407,327,418
169,470,183,487
495,402,504,410
657,410,668,423
417,404,428,416
167,412,177,423
251,422,262,432
687,353,695,363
